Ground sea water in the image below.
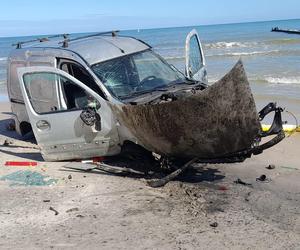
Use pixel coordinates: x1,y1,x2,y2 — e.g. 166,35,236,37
1,19,300,111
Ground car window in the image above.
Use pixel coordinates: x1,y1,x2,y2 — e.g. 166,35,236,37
188,35,203,76
23,72,98,114
59,60,106,99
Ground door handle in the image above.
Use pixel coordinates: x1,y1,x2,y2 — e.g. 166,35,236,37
36,120,51,130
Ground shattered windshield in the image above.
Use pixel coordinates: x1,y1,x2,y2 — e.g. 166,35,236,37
92,50,185,99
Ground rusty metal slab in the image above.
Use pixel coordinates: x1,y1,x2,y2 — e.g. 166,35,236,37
113,60,261,158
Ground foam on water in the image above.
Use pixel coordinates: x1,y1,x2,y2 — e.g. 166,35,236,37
205,41,254,49
264,76,300,85
208,50,280,57
205,38,300,50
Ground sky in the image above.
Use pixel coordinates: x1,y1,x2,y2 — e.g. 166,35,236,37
0,0,300,37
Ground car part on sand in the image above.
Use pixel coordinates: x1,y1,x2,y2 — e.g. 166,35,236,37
112,60,285,160
147,158,200,188
64,162,145,176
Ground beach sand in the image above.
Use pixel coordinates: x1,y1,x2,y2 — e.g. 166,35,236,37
0,100,299,249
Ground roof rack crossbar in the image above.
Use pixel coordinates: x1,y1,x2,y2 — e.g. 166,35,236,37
13,34,69,49
60,30,119,48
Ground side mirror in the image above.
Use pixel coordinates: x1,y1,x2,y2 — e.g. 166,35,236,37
87,96,101,110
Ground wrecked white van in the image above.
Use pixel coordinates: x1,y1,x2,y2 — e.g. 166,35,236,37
7,30,284,162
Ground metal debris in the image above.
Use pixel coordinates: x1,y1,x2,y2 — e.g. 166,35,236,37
49,206,59,215
266,164,275,170
210,222,218,228
234,178,252,186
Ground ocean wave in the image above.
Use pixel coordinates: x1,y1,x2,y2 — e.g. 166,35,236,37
264,77,300,85
205,38,300,50
205,41,256,49
207,50,280,57
250,76,300,85
0,57,7,61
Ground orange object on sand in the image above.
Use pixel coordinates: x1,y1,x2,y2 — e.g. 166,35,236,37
4,161,37,167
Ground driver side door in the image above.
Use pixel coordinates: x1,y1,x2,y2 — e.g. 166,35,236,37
185,29,207,83
17,66,120,161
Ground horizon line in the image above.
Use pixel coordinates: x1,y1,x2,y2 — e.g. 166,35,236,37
1,17,299,39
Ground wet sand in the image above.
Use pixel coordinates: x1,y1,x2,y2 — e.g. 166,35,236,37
0,101,299,249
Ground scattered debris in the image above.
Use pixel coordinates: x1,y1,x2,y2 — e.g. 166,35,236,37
68,174,72,180
76,214,84,218
266,164,275,170
244,192,251,202
210,222,218,228
64,162,145,176
43,199,50,203
49,206,59,215
4,161,37,167
256,174,271,182
256,175,266,181
234,178,252,186
0,170,57,186
81,156,105,164
147,158,199,188
66,208,79,213
3,139,13,146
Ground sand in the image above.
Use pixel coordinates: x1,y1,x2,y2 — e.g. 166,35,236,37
0,101,299,250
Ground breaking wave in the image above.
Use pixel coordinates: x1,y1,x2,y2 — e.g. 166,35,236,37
207,50,280,57
250,76,300,85
264,77,300,85
205,41,252,49
205,38,300,50
0,57,7,61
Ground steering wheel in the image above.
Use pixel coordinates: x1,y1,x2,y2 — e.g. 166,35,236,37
139,75,158,87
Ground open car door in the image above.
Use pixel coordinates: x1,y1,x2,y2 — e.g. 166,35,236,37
17,67,120,161
185,29,207,83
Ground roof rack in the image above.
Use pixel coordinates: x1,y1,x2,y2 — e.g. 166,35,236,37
13,34,69,49
60,30,120,48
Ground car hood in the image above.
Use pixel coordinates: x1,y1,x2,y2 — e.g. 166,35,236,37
111,60,261,159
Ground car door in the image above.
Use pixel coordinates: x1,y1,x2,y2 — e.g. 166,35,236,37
185,29,207,83
17,66,120,161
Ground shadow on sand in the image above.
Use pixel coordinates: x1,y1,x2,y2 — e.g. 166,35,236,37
0,147,43,161
61,161,225,186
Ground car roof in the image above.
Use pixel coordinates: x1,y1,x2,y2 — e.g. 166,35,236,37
22,35,150,65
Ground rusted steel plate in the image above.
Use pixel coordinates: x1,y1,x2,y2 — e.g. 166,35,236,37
113,60,261,158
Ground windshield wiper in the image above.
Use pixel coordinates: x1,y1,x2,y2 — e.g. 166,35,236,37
120,86,168,99
167,78,197,86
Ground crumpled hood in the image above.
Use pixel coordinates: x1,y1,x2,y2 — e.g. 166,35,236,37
112,60,261,159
